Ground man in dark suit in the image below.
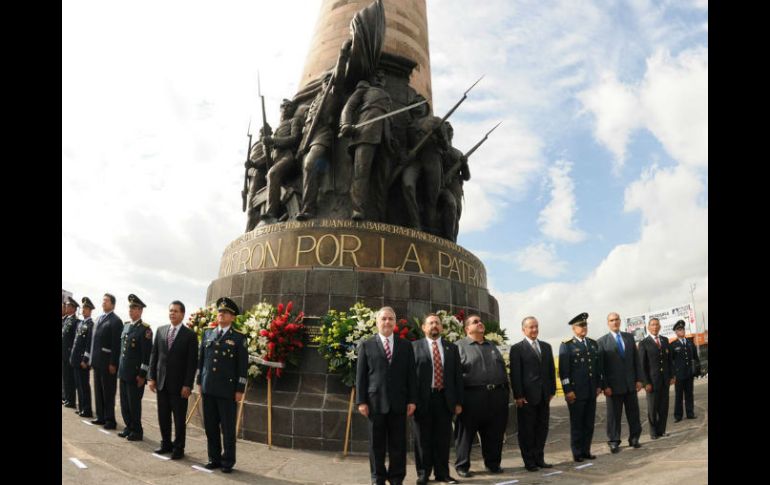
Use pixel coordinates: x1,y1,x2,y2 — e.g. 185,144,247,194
597,312,642,453
510,316,556,472
88,293,124,429
61,296,80,409
70,297,95,417
356,306,417,485
411,314,462,485
671,319,700,421
198,297,249,474
559,313,603,463
118,294,153,441
638,317,674,439
148,300,199,459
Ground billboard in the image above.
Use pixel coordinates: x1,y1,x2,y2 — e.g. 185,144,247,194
624,303,697,341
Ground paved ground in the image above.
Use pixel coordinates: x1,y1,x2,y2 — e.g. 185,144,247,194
63,377,707,484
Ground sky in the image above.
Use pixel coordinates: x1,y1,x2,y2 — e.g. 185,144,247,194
62,0,708,350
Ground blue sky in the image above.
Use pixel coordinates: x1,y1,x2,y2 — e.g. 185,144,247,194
62,0,708,348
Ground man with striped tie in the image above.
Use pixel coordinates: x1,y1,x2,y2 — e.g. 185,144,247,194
356,307,417,485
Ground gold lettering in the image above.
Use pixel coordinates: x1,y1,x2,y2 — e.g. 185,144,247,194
340,234,362,267
400,243,424,273
448,256,462,281
296,235,317,266
438,251,452,278
250,243,264,269
379,237,400,270
265,239,281,268
315,234,340,266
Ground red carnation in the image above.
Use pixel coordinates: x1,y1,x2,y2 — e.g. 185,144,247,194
286,301,293,314
268,342,276,350
259,329,268,337
277,303,284,314
279,337,285,344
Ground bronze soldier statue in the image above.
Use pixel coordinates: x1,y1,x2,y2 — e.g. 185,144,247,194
244,138,268,232
440,122,471,241
339,69,393,221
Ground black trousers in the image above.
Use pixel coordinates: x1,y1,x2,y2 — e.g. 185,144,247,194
412,392,452,480
73,365,93,414
119,378,145,434
454,387,509,472
567,397,597,458
646,381,670,437
61,358,76,404
368,411,408,484
157,387,190,451
94,366,118,424
516,397,550,468
674,377,695,419
605,391,641,445
202,394,237,468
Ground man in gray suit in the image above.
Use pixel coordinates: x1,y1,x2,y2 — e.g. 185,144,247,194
598,312,643,453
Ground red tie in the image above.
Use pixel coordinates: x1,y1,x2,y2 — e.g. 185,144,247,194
383,337,392,363
655,336,660,349
432,340,444,389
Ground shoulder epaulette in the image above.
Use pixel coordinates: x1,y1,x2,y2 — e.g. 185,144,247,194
233,327,246,335
141,321,150,327
562,337,573,344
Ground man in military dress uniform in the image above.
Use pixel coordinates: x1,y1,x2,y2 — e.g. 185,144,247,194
70,297,95,417
61,296,80,409
197,297,248,474
117,294,153,441
638,317,674,439
89,293,124,429
671,319,700,421
559,312,603,462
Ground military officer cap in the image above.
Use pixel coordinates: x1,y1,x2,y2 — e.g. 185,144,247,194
673,319,686,331
216,297,240,315
569,312,589,326
65,296,80,308
81,296,95,309
127,293,147,308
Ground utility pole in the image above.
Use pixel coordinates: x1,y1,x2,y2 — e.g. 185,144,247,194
689,282,701,355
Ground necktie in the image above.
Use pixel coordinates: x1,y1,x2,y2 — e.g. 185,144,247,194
531,339,541,358
383,337,392,363
655,336,660,349
616,333,625,357
217,328,223,339
432,340,444,389
167,326,177,349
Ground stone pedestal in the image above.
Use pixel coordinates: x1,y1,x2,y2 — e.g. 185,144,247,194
191,220,515,451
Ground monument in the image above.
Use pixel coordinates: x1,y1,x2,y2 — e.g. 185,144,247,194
197,0,507,452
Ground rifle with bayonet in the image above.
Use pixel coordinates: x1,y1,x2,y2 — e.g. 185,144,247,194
242,119,253,212
389,75,484,186
443,121,501,186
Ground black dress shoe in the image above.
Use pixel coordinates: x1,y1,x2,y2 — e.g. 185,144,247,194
583,453,596,460
525,465,540,472
609,444,620,454
416,478,428,485
674,417,682,422
455,469,472,478
650,434,658,440
171,450,184,460
435,476,459,484
64,403,77,409
203,462,221,470
103,422,117,430
80,412,93,418
221,467,232,474
117,429,131,438
91,419,106,425
537,462,554,468
154,447,173,454
629,441,642,448
486,466,504,474
574,456,584,462
126,433,143,441
687,415,697,419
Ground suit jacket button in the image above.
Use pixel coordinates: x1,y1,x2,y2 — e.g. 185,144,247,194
213,367,217,372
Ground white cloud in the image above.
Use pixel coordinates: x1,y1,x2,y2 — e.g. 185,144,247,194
494,164,707,347
579,46,707,170
514,243,567,278
538,160,586,242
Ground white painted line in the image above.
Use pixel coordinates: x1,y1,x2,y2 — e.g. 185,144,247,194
69,458,88,469
98,429,112,435
495,481,519,485
575,462,594,470
192,465,214,473
543,470,564,476
152,453,171,460
81,420,94,426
